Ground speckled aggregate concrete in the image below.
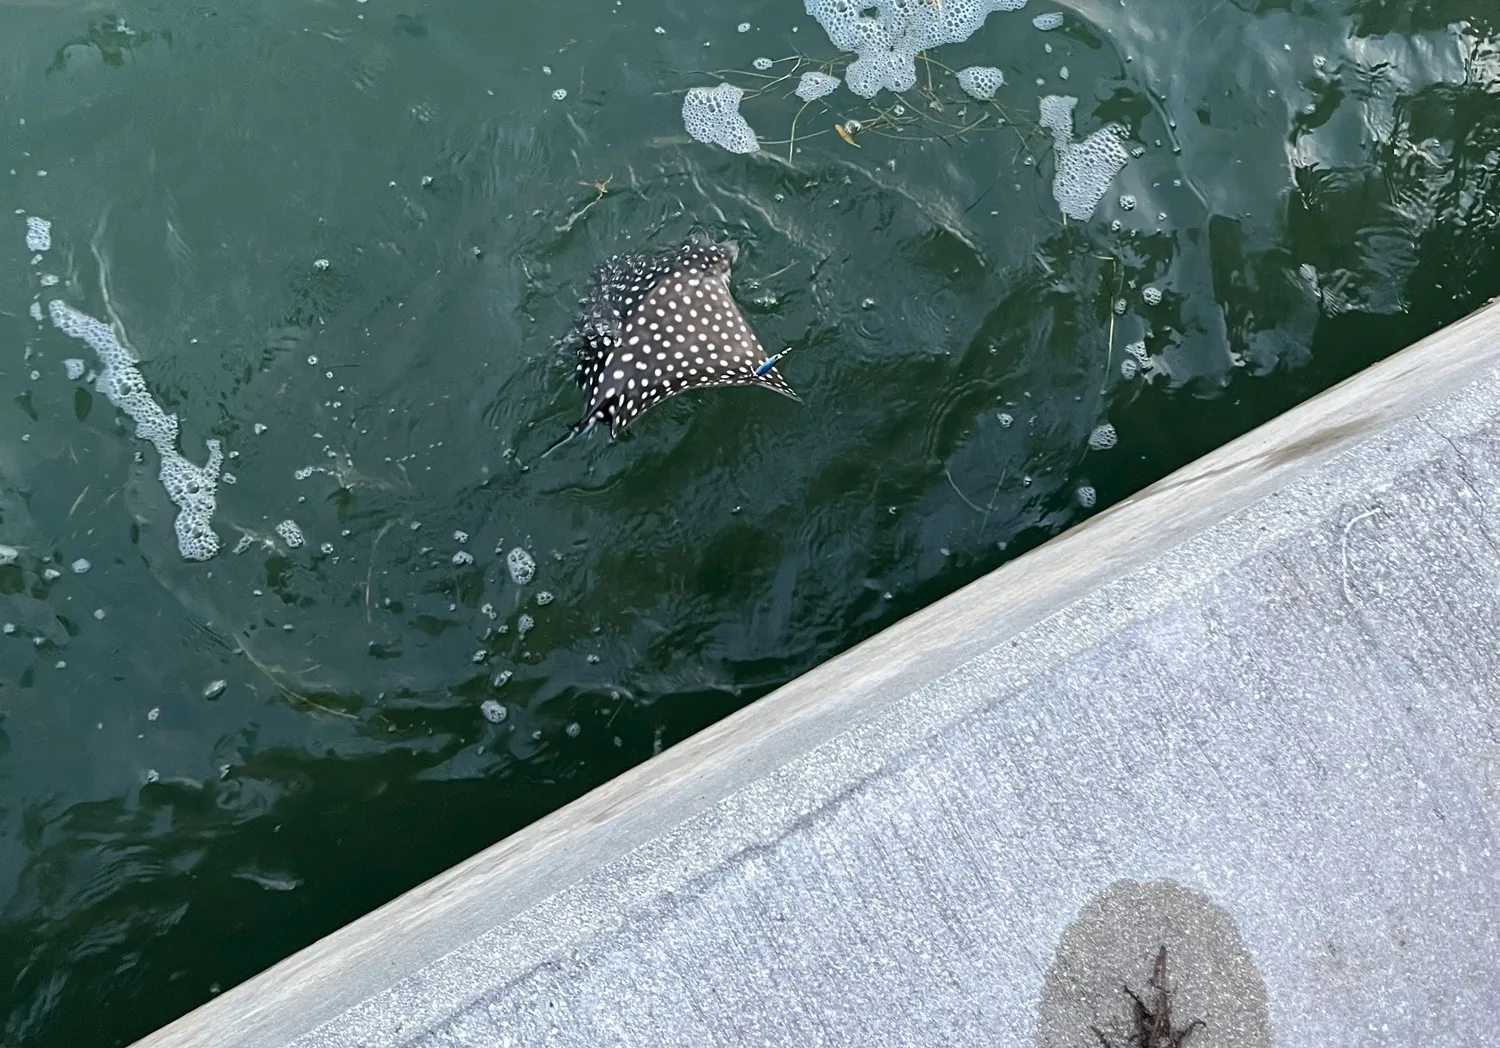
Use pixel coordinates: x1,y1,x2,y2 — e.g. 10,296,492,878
135,303,1500,1048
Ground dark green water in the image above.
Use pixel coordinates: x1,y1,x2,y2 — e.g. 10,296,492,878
1,0,1498,1043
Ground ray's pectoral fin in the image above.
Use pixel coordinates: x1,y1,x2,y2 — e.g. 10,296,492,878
754,363,801,403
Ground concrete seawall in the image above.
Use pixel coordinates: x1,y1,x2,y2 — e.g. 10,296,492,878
134,298,1500,1048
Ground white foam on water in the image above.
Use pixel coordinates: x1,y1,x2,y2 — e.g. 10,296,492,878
1143,285,1163,305
275,519,305,548
480,699,507,723
956,65,1004,100
804,0,1029,99
1038,94,1130,221
1076,485,1097,507
682,83,759,153
1087,423,1118,450
63,358,85,380
25,217,51,252
506,547,536,585
1032,11,1062,29
795,70,841,101
48,301,224,561
29,301,44,322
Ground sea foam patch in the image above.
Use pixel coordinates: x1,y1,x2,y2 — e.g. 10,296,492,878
25,217,51,253
1039,94,1130,221
682,83,760,154
48,301,224,560
805,0,1029,98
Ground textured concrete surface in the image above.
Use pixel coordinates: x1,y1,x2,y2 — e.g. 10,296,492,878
135,299,1500,1048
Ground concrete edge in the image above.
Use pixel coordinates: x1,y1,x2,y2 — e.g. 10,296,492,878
130,295,1500,1048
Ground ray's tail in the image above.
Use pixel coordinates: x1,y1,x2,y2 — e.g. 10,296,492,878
541,414,598,459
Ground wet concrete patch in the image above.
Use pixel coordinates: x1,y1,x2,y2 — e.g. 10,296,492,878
1036,879,1272,1048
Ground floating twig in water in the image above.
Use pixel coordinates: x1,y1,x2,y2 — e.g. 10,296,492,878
365,518,395,623
1094,254,1126,382
555,176,614,234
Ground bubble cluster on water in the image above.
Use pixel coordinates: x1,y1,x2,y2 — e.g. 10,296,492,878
49,301,224,561
551,88,568,101
1038,95,1130,221
480,699,507,723
517,613,534,639
1087,423,1118,450
25,217,51,252
752,57,774,70
1076,485,1097,507
63,358,85,380
491,669,512,687
203,679,227,699
804,0,1028,98
1032,11,1063,30
682,83,759,154
452,550,474,566
71,558,90,574
1142,285,1163,305
535,590,554,606
795,71,841,101
956,66,1005,100
1120,356,1139,379
1119,193,1136,211
275,519,305,548
506,547,536,585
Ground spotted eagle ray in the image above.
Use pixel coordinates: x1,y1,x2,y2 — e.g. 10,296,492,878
545,238,798,453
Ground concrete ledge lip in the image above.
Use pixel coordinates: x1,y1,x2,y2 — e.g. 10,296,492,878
131,297,1500,1048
